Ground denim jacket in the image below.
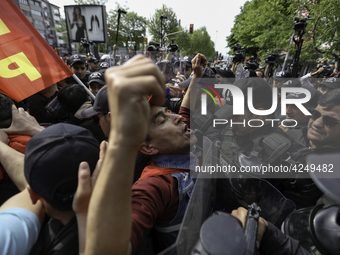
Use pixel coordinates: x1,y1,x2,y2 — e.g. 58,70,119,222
151,154,197,247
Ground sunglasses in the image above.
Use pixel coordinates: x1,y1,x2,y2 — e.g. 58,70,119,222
309,109,340,128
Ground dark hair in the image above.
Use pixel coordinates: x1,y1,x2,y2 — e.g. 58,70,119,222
73,6,82,21
58,84,88,115
0,93,14,127
318,88,340,108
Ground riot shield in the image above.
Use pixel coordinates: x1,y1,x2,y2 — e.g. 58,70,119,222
158,137,217,255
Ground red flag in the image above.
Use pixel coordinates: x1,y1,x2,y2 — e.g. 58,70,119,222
0,0,73,102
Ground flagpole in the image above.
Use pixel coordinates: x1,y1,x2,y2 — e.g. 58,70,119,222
72,74,95,100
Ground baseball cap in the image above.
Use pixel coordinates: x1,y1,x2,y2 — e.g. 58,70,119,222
274,71,292,79
319,77,340,89
99,62,110,69
281,79,302,88
81,85,109,118
88,72,105,86
214,68,235,78
157,60,173,74
88,56,99,63
181,56,193,67
215,78,272,119
286,85,322,108
178,67,216,88
24,123,99,208
68,54,86,67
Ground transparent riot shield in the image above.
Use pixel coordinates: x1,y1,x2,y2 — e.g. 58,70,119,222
158,137,217,255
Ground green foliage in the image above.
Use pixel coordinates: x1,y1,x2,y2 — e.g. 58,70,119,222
306,0,340,61
107,3,147,50
148,4,179,45
227,0,296,60
227,0,340,68
175,27,216,60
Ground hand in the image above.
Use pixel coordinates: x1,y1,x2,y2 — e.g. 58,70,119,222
105,55,165,149
192,53,207,78
169,86,184,98
72,140,108,215
2,105,44,137
171,75,186,85
74,101,92,120
0,130,9,144
231,207,268,248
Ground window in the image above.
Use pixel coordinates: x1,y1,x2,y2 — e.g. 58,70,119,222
20,0,28,5
34,19,44,26
54,16,60,22
53,9,59,15
30,0,40,7
44,11,50,18
45,21,50,27
37,29,46,38
42,2,48,9
22,10,31,16
31,10,42,17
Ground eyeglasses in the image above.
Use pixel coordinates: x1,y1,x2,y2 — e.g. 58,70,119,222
309,109,340,128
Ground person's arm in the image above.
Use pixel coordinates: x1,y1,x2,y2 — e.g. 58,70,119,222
2,104,44,137
0,189,45,255
231,207,311,255
85,55,165,255
181,53,207,110
0,131,26,191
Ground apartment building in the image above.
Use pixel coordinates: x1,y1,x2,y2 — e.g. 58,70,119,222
16,0,67,51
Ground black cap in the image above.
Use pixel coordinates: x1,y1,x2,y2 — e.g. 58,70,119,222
157,60,173,74
69,54,86,67
88,56,99,63
286,85,322,108
88,72,105,86
319,77,340,89
214,68,235,78
181,56,193,67
24,123,99,208
81,85,109,118
215,78,272,119
99,62,110,69
274,71,292,79
281,79,302,88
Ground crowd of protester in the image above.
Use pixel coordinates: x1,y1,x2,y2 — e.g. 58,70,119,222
0,49,339,255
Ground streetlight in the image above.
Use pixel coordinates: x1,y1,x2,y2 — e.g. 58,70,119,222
116,9,127,45
160,15,167,48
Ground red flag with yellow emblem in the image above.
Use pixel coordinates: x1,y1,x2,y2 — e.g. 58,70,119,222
0,0,73,102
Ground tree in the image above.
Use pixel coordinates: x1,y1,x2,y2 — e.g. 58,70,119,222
148,4,179,46
74,0,108,4
226,0,295,60
306,0,340,71
176,26,216,60
107,3,147,50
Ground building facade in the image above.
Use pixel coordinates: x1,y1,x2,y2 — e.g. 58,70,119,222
17,0,68,53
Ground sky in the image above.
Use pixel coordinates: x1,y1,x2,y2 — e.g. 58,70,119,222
49,0,248,57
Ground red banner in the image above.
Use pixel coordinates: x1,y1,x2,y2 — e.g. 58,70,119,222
0,0,73,102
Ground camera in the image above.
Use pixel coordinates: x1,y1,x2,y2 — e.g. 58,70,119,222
244,55,259,70
265,54,281,64
232,44,245,64
293,16,314,32
147,41,160,52
167,39,178,53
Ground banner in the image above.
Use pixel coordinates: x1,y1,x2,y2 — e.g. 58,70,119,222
0,0,73,102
